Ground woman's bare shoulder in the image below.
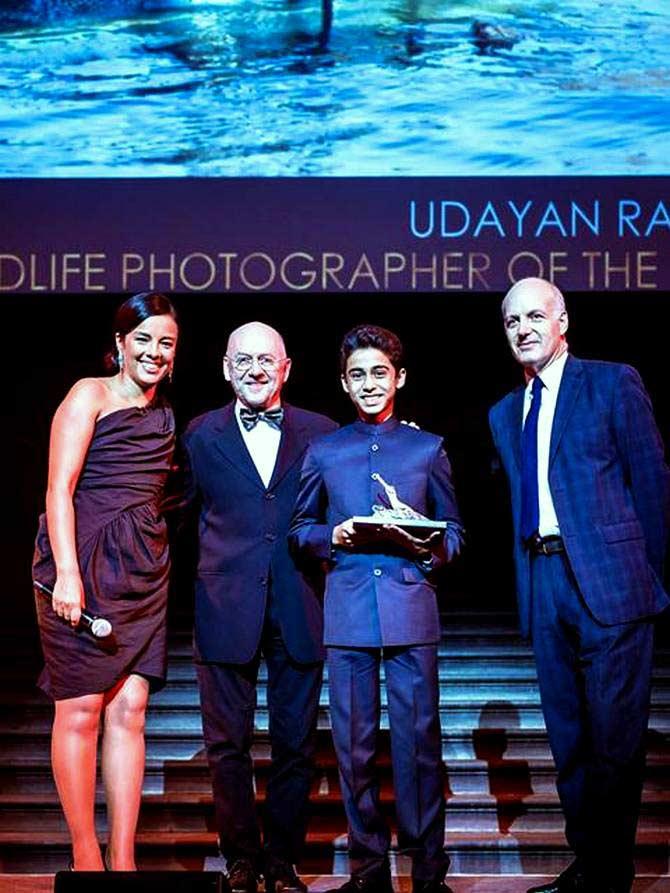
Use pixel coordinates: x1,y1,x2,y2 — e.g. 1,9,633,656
58,377,113,418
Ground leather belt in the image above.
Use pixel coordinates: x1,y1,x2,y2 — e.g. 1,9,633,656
527,533,565,556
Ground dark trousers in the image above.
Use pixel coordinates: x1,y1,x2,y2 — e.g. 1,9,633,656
530,550,654,890
327,644,448,882
196,595,323,869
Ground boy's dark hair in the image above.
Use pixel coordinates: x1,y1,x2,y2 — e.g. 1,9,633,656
340,324,404,374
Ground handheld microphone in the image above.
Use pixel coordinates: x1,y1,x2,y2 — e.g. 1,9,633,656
33,580,113,639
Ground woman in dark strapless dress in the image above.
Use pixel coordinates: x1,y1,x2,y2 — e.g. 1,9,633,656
32,292,179,872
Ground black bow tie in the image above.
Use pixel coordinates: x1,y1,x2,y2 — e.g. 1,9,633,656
239,407,284,431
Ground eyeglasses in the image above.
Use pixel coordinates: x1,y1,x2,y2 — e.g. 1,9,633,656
228,354,285,373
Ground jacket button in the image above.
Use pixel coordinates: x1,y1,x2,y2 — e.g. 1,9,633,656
266,492,276,500
265,533,277,543
373,568,382,577
371,444,379,452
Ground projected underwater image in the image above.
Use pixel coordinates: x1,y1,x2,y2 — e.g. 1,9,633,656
1,0,669,176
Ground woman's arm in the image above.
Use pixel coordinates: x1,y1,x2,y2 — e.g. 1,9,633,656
46,379,105,626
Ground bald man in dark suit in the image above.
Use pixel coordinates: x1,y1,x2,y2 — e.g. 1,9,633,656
183,322,337,893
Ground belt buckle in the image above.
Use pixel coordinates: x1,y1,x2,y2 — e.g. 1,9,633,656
529,533,552,555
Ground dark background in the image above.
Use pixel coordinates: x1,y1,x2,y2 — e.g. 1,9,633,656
6,289,670,628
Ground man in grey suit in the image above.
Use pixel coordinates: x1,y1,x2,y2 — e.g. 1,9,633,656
489,278,670,893
182,322,337,893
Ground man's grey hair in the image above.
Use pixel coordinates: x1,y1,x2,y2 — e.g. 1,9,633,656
501,277,566,316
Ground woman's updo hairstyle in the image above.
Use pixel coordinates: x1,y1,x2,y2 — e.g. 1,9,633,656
105,292,177,372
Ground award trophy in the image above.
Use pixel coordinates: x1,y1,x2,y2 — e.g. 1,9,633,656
352,473,447,539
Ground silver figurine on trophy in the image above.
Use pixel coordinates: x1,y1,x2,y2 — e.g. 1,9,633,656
352,473,448,539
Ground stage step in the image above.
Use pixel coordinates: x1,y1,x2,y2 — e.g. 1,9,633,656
2,753,669,797
0,876,668,893
1,830,669,876
3,726,669,764
0,613,667,877
1,790,669,835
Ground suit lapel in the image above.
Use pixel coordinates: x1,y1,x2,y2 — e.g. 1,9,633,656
549,355,584,467
269,405,307,490
210,404,266,491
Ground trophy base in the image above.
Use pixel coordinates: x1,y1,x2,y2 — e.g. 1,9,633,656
352,516,447,539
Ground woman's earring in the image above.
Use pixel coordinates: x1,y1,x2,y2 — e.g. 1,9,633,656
168,364,174,384
117,350,124,370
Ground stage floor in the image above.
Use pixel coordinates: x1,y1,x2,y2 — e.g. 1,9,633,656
1,877,668,893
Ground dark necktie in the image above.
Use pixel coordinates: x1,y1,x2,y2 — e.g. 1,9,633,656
520,375,544,542
239,406,284,431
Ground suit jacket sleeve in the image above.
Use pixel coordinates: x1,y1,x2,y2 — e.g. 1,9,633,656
288,445,334,563
612,364,670,576
427,440,464,566
155,427,199,522
488,408,501,457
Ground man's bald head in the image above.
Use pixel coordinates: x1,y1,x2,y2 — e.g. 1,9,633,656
224,321,291,410
502,277,566,317
226,321,287,360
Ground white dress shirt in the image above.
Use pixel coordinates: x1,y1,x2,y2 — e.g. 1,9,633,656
235,400,281,489
522,351,568,537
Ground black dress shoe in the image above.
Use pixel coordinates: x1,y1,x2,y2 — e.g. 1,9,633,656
527,862,586,893
324,868,394,893
264,861,308,893
228,858,259,893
